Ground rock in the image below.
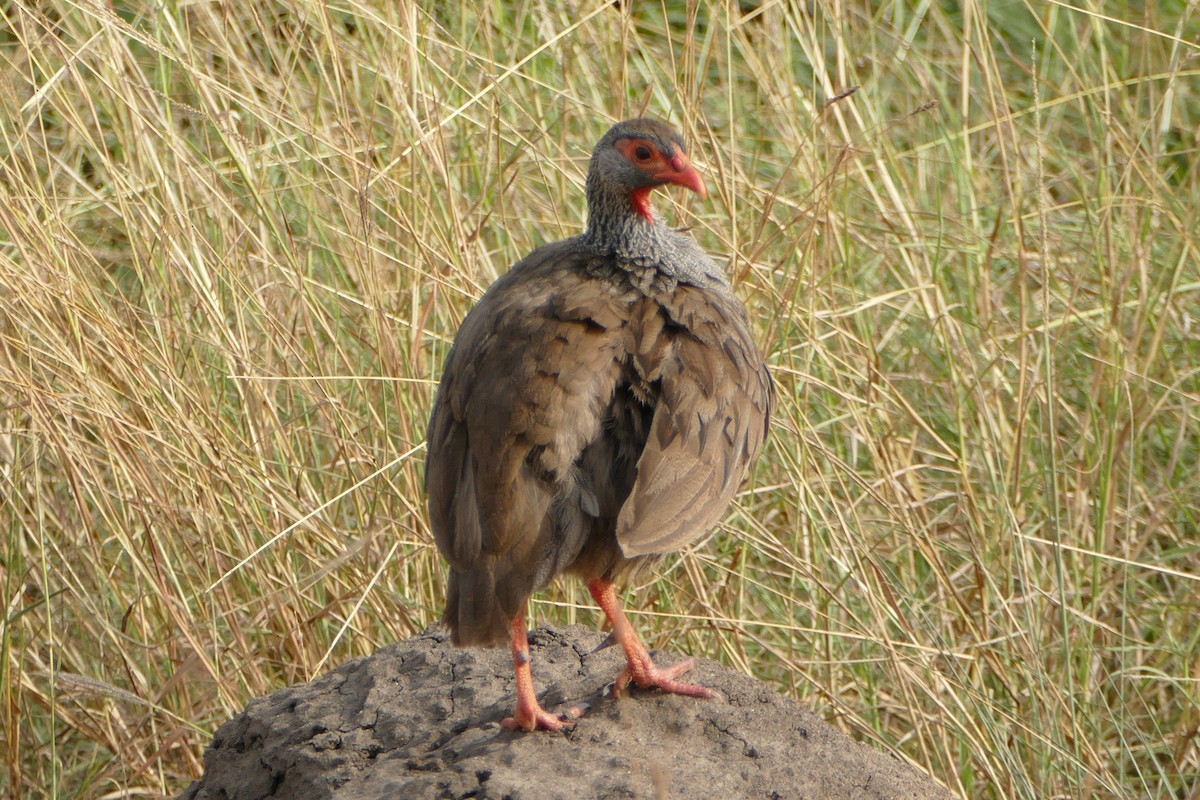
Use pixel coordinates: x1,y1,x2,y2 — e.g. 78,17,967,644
180,626,953,800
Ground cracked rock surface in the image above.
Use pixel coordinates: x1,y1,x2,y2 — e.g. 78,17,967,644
180,626,954,800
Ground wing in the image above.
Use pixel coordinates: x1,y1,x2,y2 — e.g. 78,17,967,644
616,283,772,557
425,242,627,643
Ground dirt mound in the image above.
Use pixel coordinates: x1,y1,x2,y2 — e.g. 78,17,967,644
180,626,953,799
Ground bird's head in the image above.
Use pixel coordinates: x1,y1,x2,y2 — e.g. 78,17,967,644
587,118,707,224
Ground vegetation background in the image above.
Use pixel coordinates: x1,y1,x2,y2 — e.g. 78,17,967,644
1,1,1197,797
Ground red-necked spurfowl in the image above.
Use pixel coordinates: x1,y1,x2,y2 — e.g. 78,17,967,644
426,118,772,731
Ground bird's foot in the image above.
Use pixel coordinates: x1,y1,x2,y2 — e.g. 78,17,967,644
501,703,584,732
615,657,714,699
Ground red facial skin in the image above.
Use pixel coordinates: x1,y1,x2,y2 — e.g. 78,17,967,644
615,138,707,222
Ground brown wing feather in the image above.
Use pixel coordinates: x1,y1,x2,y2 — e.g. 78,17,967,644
616,283,772,557
426,241,628,645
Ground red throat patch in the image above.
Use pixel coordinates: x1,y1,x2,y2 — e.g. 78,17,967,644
629,187,655,222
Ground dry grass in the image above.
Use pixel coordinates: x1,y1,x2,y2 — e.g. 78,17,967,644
1,1,1197,797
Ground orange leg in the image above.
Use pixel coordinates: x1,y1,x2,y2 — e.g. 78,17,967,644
501,610,582,732
587,578,713,699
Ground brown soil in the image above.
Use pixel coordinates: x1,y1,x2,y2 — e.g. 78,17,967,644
180,626,955,800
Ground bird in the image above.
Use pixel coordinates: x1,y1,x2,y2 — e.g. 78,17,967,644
425,118,772,732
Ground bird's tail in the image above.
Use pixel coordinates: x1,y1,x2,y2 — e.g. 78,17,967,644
443,568,513,647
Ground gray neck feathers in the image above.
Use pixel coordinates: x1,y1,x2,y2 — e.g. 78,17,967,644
580,172,727,292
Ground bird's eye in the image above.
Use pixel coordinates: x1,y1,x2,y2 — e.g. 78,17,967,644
634,145,653,161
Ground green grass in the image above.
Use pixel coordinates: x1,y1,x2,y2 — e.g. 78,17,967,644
1,1,1197,797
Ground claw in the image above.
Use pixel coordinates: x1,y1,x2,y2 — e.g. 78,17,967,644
502,704,583,732
503,612,588,732
588,579,716,702
614,657,713,699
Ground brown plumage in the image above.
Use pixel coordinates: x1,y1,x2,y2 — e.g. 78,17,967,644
426,118,772,731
